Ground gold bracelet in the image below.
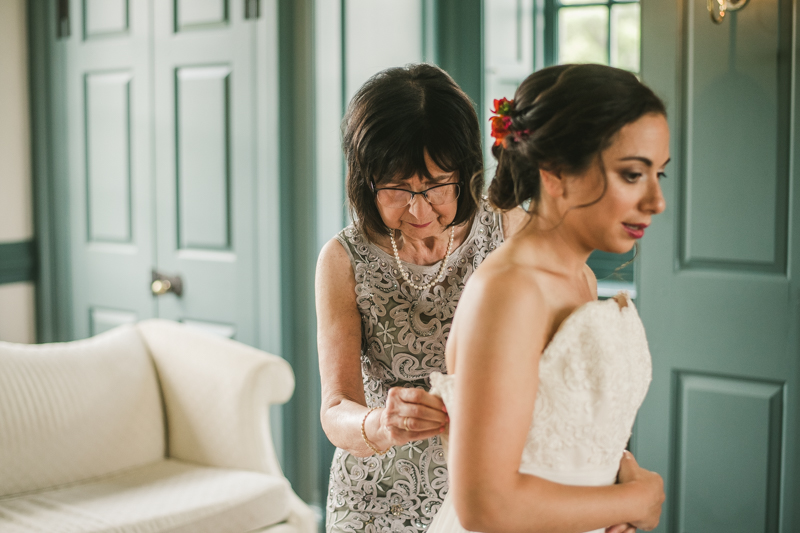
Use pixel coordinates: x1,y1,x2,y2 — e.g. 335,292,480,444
361,407,390,456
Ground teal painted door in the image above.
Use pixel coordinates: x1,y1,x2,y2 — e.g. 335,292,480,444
58,0,266,344
152,1,259,344
62,0,157,336
47,0,285,501
638,1,799,532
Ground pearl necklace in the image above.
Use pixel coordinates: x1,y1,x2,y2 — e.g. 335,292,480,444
390,226,456,292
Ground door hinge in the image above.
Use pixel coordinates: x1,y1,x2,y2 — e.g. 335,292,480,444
57,0,70,39
245,0,261,20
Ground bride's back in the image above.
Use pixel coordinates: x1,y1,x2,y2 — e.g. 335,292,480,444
429,64,669,533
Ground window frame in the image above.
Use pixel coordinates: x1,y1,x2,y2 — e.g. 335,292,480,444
543,0,640,69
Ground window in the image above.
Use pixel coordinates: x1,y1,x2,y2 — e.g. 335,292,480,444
548,0,640,73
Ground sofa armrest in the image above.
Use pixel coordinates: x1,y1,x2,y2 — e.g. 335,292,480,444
136,319,292,479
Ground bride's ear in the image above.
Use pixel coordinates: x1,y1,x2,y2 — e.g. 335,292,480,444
539,167,565,199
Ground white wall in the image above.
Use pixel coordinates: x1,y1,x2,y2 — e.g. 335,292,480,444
0,0,36,343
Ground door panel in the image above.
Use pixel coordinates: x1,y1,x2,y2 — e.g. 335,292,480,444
153,1,257,344
680,0,790,270
175,0,229,29
83,0,129,38
675,374,783,532
182,319,236,339
85,71,133,243
90,307,137,335
175,65,233,251
65,0,155,338
638,0,798,531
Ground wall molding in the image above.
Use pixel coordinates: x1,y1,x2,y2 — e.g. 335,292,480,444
0,240,36,285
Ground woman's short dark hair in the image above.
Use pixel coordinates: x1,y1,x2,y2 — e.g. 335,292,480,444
485,64,667,211
343,64,483,241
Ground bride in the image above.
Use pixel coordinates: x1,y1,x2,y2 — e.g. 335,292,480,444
428,64,668,533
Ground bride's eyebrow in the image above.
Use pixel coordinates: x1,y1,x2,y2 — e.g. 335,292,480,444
618,156,672,168
618,156,653,166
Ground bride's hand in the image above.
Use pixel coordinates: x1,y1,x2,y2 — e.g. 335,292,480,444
376,387,449,447
617,450,665,531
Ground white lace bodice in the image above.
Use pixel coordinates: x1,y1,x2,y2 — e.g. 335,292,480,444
430,293,652,487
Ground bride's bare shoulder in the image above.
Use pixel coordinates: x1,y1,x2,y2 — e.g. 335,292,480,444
447,244,551,373
461,247,545,313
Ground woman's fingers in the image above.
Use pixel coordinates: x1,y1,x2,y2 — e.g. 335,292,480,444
380,387,449,446
384,418,444,443
386,387,449,427
399,403,448,425
390,405,447,432
390,386,447,411
398,413,445,432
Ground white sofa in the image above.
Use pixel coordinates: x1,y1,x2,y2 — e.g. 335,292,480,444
0,320,316,533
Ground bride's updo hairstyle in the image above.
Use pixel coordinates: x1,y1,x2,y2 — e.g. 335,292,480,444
486,64,666,211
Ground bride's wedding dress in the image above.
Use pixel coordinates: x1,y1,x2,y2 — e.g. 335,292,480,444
428,292,652,533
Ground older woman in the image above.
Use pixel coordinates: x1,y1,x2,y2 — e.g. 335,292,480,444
316,64,526,533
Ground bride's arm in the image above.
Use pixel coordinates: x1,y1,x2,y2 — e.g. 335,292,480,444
446,266,663,533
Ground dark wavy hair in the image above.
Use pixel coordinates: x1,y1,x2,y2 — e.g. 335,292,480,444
343,64,483,241
484,64,666,211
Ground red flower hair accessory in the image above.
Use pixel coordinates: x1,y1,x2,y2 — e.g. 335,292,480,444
489,97,529,147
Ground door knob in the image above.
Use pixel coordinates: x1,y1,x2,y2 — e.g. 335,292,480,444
151,270,183,297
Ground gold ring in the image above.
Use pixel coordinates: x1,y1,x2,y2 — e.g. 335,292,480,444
403,417,410,432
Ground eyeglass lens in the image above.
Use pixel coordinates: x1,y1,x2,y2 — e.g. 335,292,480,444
376,184,460,208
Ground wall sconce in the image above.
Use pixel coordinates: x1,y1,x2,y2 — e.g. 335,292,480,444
707,0,750,24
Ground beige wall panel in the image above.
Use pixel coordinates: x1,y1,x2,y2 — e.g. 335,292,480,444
0,282,36,344
0,0,34,243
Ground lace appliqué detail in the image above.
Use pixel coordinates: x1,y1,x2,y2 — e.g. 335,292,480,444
523,296,652,474
326,201,504,533
429,295,652,483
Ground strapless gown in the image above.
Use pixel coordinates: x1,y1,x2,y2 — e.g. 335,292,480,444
428,293,652,533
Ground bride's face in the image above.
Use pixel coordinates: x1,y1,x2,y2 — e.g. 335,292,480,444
561,113,670,254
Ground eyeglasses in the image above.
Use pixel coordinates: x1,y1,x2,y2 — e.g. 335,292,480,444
371,182,461,208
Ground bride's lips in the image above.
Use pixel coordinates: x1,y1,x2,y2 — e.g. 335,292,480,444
408,221,432,228
622,222,648,239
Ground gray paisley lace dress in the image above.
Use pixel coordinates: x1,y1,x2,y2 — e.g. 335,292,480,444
326,200,505,533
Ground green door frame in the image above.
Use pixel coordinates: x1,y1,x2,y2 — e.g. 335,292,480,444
27,0,73,344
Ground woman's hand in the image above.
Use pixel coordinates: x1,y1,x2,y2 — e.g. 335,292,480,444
616,451,665,531
371,387,449,448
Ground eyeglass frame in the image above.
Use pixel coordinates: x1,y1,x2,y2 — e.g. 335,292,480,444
369,181,462,208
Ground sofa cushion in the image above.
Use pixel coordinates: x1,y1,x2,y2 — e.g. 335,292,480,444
0,459,291,533
0,326,164,497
